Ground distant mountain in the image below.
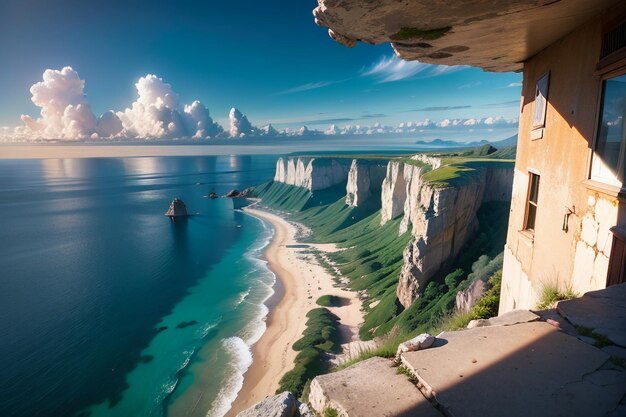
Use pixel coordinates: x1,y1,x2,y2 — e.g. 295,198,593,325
415,138,462,147
489,134,518,147
415,134,518,149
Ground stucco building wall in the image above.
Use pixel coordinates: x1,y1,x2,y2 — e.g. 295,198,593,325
500,12,625,312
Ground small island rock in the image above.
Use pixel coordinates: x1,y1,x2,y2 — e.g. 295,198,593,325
165,198,189,217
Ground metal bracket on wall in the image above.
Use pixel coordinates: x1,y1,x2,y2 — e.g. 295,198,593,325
562,205,576,232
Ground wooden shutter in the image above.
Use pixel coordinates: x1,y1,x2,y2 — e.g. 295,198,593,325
607,226,626,286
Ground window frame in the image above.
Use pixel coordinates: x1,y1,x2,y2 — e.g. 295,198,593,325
523,171,540,232
531,72,550,140
588,69,626,191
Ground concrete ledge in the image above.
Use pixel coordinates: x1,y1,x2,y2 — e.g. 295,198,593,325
557,283,626,347
401,322,616,417
309,357,441,417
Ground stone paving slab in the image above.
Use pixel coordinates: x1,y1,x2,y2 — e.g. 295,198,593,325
309,357,442,417
468,309,539,328
557,283,626,347
401,322,619,417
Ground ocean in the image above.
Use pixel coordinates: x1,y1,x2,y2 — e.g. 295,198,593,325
0,155,279,417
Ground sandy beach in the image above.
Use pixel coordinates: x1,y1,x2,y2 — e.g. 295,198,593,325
226,207,362,416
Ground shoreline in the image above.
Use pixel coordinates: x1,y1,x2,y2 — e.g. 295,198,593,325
225,206,363,416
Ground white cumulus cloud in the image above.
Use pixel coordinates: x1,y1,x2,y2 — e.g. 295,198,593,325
14,68,224,141
97,111,124,138
117,74,185,138
229,107,255,137
183,100,223,138
20,66,97,140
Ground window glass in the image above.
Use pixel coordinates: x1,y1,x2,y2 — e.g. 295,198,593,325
592,74,626,186
532,73,550,129
525,173,540,231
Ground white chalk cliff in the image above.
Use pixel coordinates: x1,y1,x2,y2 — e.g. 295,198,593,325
274,157,350,191
270,155,513,310
378,159,513,309
380,161,409,224
345,159,387,207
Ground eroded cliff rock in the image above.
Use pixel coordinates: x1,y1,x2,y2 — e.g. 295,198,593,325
410,154,442,170
345,159,387,207
274,157,349,191
236,391,303,417
380,159,513,309
312,0,612,72
455,279,487,314
397,181,485,308
380,161,408,224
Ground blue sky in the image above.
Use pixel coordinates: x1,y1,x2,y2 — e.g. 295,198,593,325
0,0,522,131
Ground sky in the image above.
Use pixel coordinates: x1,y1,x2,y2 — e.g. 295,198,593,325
0,0,522,140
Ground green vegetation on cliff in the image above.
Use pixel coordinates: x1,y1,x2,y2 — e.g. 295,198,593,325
422,159,513,187
277,308,341,397
372,203,509,338
316,295,346,307
252,181,347,212
256,176,511,342
257,152,513,386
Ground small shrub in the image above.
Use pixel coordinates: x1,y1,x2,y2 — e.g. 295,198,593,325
536,284,578,310
316,295,344,307
423,281,444,300
277,308,341,397
397,365,418,384
438,312,474,331
371,261,383,271
444,269,465,290
324,407,339,417
470,270,502,319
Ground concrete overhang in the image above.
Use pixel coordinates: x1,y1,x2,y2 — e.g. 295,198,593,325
313,0,622,72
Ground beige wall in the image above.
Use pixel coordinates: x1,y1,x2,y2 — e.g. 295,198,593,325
500,11,625,313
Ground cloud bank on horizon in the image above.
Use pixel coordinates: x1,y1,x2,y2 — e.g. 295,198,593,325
13,67,224,141
1,66,518,142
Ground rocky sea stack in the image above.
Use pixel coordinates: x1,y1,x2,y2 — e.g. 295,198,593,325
165,198,189,217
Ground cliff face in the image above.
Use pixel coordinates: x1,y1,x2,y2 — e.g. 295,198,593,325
380,161,409,224
455,279,486,314
378,160,513,309
397,179,485,308
274,157,350,191
345,159,387,207
482,168,514,202
270,155,512,311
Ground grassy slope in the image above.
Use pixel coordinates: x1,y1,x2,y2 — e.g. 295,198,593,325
375,202,510,338
255,151,512,341
422,159,514,187
255,181,410,340
276,308,341,397
255,180,510,341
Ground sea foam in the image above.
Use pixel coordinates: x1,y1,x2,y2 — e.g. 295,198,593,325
206,337,253,417
206,213,278,417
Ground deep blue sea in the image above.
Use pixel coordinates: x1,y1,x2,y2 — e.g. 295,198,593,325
0,155,279,417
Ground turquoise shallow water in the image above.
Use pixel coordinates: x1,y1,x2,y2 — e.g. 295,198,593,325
0,155,278,417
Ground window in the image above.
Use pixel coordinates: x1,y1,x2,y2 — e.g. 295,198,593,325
532,73,550,128
590,73,626,188
531,72,549,140
525,173,540,231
